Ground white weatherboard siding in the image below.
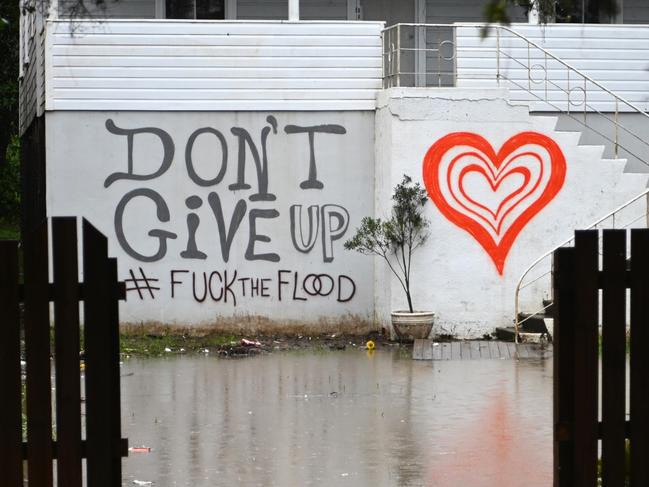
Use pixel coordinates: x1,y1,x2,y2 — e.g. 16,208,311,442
456,24,649,112
46,20,384,111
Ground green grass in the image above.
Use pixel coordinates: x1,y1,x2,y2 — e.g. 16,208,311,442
0,219,19,240
119,331,239,356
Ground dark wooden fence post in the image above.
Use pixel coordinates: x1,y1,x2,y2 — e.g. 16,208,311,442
1,216,127,486
601,229,627,486
83,219,123,487
630,229,649,487
52,217,83,487
23,219,54,487
553,246,576,487
554,228,649,486
572,230,599,486
0,240,23,487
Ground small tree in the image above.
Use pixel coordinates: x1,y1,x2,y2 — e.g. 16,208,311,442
344,175,429,313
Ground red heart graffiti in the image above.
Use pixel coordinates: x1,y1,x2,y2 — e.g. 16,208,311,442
422,132,566,275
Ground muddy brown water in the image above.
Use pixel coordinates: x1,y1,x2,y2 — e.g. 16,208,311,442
120,349,552,486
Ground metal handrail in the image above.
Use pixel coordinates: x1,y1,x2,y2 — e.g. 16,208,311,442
381,22,649,120
514,188,649,339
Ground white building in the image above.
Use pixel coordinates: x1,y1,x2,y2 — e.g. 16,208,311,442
19,0,649,337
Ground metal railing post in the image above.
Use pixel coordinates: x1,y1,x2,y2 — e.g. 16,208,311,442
396,23,401,87
615,98,619,158
496,27,500,86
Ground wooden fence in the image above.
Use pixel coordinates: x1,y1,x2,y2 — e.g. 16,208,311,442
553,228,649,487
0,217,128,487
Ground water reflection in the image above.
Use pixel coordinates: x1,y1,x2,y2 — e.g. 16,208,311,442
121,350,552,486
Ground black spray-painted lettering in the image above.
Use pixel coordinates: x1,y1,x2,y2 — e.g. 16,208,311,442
124,267,160,300
277,269,291,301
208,272,224,301
181,195,207,260
104,119,174,187
207,192,246,263
245,209,280,262
290,204,319,253
283,124,346,189
302,274,335,297
185,127,228,187
107,117,359,295
337,275,356,302
289,204,350,262
321,205,350,263
237,277,272,298
229,116,277,201
165,268,357,304
115,188,177,262
170,269,189,298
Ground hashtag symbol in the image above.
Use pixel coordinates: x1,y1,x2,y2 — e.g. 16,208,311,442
124,267,160,300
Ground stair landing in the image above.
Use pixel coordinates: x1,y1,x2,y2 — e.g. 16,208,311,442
412,339,551,361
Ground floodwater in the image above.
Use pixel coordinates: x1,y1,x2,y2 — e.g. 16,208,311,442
120,348,552,487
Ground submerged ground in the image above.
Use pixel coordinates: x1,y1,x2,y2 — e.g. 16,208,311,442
120,347,552,486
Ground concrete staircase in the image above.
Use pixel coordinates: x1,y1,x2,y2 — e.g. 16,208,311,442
505,114,649,342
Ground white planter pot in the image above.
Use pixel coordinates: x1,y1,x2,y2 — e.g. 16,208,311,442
391,311,435,342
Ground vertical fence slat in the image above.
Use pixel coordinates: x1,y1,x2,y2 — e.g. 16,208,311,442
0,241,24,486
83,219,120,487
108,257,123,480
52,217,82,487
23,219,53,487
630,229,649,487
572,230,599,487
601,230,627,487
553,247,576,487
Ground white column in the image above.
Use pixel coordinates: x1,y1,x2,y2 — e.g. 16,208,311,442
226,0,237,19
289,0,299,20
528,3,539,23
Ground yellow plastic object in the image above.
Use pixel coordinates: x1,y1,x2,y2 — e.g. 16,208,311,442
366,340,375,350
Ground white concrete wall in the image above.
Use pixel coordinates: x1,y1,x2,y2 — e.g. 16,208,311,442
375,88,648,337
46,111,375,329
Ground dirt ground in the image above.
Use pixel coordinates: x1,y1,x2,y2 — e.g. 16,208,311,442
119,328,395,357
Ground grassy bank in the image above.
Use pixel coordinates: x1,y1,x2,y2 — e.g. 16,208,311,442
120,330,239,356
0,219,19,240
117,327,386,357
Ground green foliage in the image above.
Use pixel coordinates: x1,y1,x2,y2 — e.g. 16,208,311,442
0,135,20,225
345,175,429,313
597,439,630,485
0,0,19,166
483,0,618,25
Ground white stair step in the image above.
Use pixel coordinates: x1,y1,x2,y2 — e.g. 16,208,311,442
530,116,559,132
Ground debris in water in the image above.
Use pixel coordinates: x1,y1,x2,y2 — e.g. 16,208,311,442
164,347,172,353
241,338,262,347
129,446,152,453
133,481,153,486
365,340,375,350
